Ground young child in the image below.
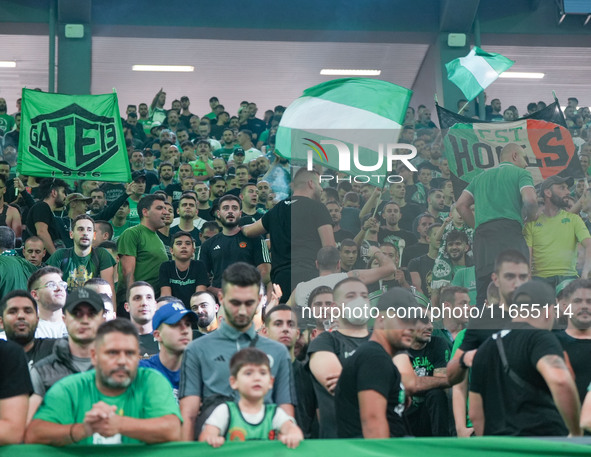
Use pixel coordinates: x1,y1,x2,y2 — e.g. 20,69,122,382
199,347,303,448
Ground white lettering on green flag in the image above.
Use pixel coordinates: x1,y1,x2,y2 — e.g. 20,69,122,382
18,88,131,182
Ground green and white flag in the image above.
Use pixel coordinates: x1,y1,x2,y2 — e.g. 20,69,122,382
445,47,514,102
18,88,131,182
276,78,414,185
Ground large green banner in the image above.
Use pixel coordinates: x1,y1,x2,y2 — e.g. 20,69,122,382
17,88,131,182
3,438,590,457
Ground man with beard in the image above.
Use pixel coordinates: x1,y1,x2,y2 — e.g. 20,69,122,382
159,232,208,309
116,195,169,310
335,288,420,438
179,263,294,440
26,178,70,254
378,201,417,255
26,318,182,445
27,288,106,420
151,162,176,194
555,279,591,403
404,318,452,436
213,129,237,161
47,215,116,294
189,291,219,335
169,193,204,242
0,97,14,135
426,188,446,221
256,180,273,209
208,176,227,202
524,176,591,287
326,201,354,244
198,195,270,294
0,290,58,364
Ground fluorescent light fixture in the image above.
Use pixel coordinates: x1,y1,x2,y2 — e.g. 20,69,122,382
498,72,545,79
320,69,381,76
0,61,16,68
132,65,194,72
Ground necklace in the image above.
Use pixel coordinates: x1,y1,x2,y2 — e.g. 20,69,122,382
175,263,190,281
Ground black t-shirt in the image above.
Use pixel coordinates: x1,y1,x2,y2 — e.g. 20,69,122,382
401,242,429,267
170,225,202,247
555,331,591,402
335,341,405,438
261,199,291,281
470,324,568,436
158,260,209,309
378,227,417,250
399,202,425,232
0,340,33,398
307,330,371,438
26,338,59,365
198,231,268,288
165,183,184,204
334,228,355,245
198,208,214,221
239,211,264,227
139,333,159,359
406,336,450,397
408,254,435,300
293,359,318,439
26,201,62,246
100,182,126,204
459,308,513,352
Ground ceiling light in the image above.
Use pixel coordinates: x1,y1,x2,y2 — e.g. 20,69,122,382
132,65,194,72
320,69,381,76
0,61,16,68
498,72,545,79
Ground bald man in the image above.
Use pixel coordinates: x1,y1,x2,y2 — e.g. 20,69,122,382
455,143,538,308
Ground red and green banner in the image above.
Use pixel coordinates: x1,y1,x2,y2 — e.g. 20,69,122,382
437,101,583,198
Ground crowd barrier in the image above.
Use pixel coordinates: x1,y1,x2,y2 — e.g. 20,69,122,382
3,437,591,457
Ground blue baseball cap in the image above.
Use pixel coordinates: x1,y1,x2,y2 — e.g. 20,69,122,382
153,302,198,330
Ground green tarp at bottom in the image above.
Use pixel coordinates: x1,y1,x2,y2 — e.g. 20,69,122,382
3,437,591,457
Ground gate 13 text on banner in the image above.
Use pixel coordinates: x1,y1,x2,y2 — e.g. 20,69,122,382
17,88,131,183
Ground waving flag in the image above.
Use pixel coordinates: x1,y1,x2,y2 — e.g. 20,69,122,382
446,47,514,101
276,78,414,185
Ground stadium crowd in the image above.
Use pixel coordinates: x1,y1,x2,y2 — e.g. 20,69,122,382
0,90,591,445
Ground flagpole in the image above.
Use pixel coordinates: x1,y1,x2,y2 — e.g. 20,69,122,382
458,101,470,115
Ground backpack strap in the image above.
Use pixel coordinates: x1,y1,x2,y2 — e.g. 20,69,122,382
494,331,539,391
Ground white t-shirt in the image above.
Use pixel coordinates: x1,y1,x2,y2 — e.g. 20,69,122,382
293,272,348,307
35,319,68,339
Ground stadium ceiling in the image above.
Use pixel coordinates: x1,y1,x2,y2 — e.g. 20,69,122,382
1,0,591,117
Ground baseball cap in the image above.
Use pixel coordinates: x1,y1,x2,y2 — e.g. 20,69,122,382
131,170,146,182
376,287,419,313
539,175,574,196
65,193,92,206
150,122,162,132
512,280,556,306
64,287,105,314
233,148,245,156
153,302,198,330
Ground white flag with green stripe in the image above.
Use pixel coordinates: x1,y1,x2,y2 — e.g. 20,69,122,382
276,78,413,185
445,46,514,102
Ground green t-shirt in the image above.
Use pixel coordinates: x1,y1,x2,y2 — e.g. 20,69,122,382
33,368,181,445
189,159,213,177
126,197,142,226
213,147,236,161
46,247,116,291
0,253,37,298
116,224,168,296
464,162,534,229
523,209,590,277
112,220,135,241
450,266,477,305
